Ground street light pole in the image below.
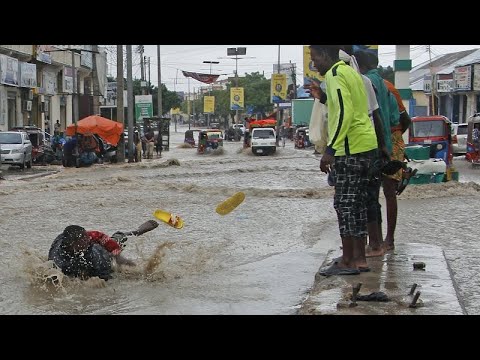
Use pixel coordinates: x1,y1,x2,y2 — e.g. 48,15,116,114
157,45,162,118
203,60,219,127
226,47,247,125
126,45,134,163
71,50,78,126
276,45,281,146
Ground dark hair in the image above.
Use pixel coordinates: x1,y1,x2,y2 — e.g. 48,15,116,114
353,50,371,70
63,225,87,247
354,50,379,70
340,45,354,56
310,45,340,61
366,51,379,68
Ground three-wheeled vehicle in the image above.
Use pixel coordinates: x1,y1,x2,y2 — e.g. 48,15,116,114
406,115,456,183
408,115,453,166
184,129,201,147
294,127,311,149
465,113,480,166
197,129,224,154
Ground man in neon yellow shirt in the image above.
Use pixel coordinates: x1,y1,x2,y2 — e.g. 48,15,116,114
310,45,378,276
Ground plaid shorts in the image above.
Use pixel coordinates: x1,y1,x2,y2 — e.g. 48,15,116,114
332,150,375,238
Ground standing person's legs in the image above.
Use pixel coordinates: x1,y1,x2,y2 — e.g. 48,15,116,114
383,130,404,250
382,177,398,250
147,142,154,159
136,143,142,162
326,154,371,272
366,177,384,257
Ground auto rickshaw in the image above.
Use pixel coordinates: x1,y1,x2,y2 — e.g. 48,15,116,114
184,129,201,147
406,115,456,182
197,129,223,154
408,115,453,165
465,113,480,166
294,127,312,149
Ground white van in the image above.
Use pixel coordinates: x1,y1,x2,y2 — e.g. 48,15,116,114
251,127,276,155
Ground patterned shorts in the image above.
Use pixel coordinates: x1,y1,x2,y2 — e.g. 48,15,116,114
387,130,405,182
332,151,374,238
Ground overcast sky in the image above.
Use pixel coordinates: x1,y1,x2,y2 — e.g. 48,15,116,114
105,45,480,93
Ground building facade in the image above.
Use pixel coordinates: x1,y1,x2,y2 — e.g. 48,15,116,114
0,45,107,134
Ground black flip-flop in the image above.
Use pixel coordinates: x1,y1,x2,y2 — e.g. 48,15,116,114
318,263,360,276
396,168,418,196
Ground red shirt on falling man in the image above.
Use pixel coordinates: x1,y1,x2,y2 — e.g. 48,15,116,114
86,231,122,256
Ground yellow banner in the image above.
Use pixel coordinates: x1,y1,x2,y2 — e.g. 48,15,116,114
171,107,180,115
303,46,324,86
230,87,244,110
204,96,215,113
271,73,287,103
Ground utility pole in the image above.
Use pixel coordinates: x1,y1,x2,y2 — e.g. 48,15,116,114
203,60,219,127
126,45,134,163
137,45,146,95
187,77,191,130
427,45,436,115
117,45,125,162
290,61,297,100
157,45,163,118
192,87,196,127
148,57,151,94
276,45,281,146
71,50,78,126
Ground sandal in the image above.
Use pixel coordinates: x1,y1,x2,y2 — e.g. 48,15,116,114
318,262,360,276
396,168,418,195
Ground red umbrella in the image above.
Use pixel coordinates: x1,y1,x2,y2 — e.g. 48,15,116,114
65,115,124,146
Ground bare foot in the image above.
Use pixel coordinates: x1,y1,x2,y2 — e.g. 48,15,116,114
383,242,395,251
365,246,385,258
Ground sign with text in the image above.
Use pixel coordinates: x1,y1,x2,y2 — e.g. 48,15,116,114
0,54,19,86
42,71,57,95
204,95,215,113
19,62,37,88
36,45,55,64
436,73,453,93
454,65,472,91
473,64,480,91
135,95,153,121
271,73,287,104
273,63,296,101
230,87,244,110
63,66,74,93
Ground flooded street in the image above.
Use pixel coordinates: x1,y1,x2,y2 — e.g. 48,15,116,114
1,126,480,314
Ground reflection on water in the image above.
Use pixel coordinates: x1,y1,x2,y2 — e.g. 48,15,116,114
2,127,480,314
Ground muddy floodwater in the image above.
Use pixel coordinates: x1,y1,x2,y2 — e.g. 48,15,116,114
1,126,479,314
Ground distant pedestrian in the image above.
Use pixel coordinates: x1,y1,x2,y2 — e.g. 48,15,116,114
54,120,61,133
145,129,155,159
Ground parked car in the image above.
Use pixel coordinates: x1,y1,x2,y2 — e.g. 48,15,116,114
11,126,55,164
0,131,33,169
451,123,468,155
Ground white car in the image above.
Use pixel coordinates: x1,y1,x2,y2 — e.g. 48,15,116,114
451,123,468,155
0,131,33,169
233,124,246,135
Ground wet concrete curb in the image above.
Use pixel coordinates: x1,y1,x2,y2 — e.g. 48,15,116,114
19,170,61,181
297,243,465,315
